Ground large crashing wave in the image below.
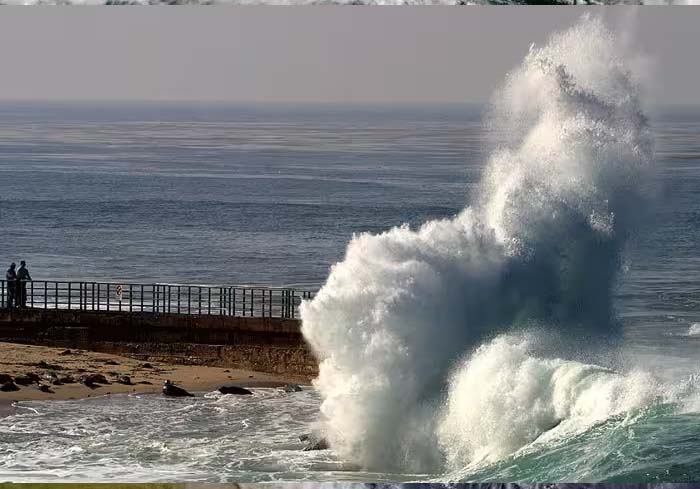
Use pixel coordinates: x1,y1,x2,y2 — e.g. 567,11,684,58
301,17,656,473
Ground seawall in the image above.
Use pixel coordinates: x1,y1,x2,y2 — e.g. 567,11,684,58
0,308,317,378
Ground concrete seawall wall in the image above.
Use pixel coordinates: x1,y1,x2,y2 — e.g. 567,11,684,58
0,308,318,378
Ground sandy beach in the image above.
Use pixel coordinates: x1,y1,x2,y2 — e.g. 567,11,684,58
0,341,310,408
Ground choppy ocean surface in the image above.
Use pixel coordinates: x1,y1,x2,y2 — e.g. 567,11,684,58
0,101,700,481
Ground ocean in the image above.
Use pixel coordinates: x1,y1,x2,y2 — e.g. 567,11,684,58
1,52,700,481
0,101,478,287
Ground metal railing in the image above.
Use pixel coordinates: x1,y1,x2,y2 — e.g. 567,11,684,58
0,280,315,319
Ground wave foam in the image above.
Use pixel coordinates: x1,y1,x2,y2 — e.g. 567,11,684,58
301,16,656,472
438,333,662,469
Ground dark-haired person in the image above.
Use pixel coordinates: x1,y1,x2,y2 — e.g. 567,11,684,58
5,262,16,309
16,261,32,308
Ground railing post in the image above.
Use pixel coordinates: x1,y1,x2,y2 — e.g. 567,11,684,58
282,289,286,318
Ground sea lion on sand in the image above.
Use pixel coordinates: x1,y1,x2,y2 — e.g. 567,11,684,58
163,380,194,397
218,385,253,395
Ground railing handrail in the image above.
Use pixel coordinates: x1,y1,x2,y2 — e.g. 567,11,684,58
0,278,316,292
0,279,317,319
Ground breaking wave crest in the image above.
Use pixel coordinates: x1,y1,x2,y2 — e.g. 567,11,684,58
300,16,667,474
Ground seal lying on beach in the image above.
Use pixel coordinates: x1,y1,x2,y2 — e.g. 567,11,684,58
116,375,133,385
163,380,194,397
81,373,110,389
1,381,20,392
218,385,253,395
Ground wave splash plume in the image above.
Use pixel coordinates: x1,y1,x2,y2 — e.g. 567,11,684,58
300,17,670,474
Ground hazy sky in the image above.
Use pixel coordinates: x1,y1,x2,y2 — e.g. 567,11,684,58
0,8,698,105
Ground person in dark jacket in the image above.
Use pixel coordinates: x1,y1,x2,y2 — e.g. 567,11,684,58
5,263,16,309
16,261,31,308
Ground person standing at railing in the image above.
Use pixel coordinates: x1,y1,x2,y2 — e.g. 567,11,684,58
16,260,32,308
5,262,16,309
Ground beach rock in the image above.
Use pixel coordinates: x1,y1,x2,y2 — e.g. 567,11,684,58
0,373,13,384
14,373,40,386
141,363,154,369
1,381,20,392
36,360,63,370
116,375,133,385
163,380,194,397
218,385,253,396
300,434,329,451
104,360,119,366
46,372,62,385
305,438,330,451
58,349,73,356
59,375,76,384
38,384,55,394
137,380,153,385
284,384,303,393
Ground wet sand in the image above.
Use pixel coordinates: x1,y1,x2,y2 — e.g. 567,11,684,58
0,341,310,409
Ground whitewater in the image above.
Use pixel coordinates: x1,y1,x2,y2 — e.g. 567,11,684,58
300,16,700,479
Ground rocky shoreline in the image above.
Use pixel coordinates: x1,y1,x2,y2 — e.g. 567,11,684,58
0,341,310,407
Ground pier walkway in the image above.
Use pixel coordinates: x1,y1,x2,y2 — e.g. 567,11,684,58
0,280,315,319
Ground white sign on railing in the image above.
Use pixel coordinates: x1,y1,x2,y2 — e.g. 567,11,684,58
115,284,123,302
